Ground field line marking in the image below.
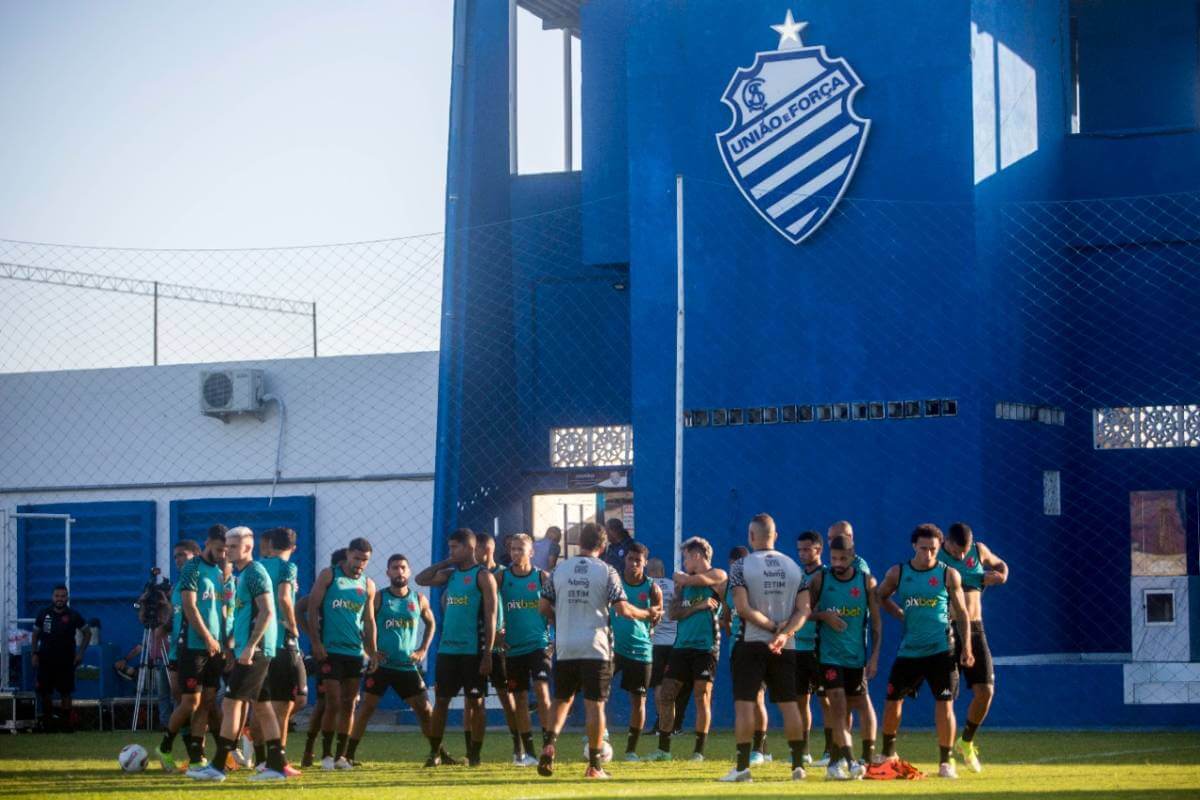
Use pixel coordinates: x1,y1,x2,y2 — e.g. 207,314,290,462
1016,744,1200,764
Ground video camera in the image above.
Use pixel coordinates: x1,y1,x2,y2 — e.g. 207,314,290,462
134,567,172,628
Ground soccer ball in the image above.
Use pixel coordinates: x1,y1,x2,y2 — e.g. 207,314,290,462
118,743,148,773
582,739,614,764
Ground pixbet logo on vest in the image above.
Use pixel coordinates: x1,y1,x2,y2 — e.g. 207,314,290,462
717,10,869,244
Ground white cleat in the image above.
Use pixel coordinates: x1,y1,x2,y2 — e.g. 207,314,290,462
186,765,226,782
748,751,765,767
321,755,336,771
825,760,851,781
791,766,807,780
800,753,813,767
623,752,640,762
849,760,866,780
516,753,539,767
689,752,705,762
718,767,752,782
814,751,831,767
939,760,959,779
248,768,287,781
334,756,353,770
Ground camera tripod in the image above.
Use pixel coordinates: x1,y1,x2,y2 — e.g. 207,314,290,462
131,624,170,731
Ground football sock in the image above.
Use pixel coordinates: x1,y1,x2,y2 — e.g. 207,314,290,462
212,736,236,774
883,734,897,757
159,730,176,752
345,737,360,760
789,739,805,770
254,743,266,766
736,742,751,771
335,733,348,760
693,732,707,755
658,730,671,752
861,739,875,762
626,727,640,753
510,730,522,756
823,728,833,755
962,720,980,743
939,745,952,764
752,730,767,754
521,731,535,756
321,731,334,759
266,739,285,772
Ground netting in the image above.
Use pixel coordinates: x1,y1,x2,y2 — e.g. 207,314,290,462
2,185,1197,724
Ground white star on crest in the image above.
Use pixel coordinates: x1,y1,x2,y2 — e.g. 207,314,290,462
771,10,807,50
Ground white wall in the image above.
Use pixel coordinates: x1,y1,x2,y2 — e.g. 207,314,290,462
1,352,438,605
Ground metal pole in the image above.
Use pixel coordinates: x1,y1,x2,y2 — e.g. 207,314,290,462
673,175,685,574
1,509,9,692
508,0,519,174
64,516,72,594
563,30,573,171
152,280,159,366
312,302,318,357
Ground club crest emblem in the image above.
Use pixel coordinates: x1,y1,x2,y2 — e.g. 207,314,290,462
716,11,869,244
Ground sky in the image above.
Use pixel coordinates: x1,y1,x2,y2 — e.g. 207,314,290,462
0,1,455,248
0,1,580,372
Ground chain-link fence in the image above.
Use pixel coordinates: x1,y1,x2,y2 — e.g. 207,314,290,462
2,186,1197,724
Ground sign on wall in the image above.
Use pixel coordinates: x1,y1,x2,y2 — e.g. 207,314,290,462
717,11,870,244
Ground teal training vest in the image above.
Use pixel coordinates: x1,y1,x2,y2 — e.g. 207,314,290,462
938,542,985,592
177,555,224,651
793,565,822,651
232,560,277,657
817,569,869,667
896,562,952,657
500,566,548,656
169,578,184,659
377,587,422,671
675,584,720,653
440,565,484,655
260,556,299,646
322,564,368,657
612,576,654,662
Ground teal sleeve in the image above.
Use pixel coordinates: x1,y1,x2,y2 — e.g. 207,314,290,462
247,565,271,597
178,559,199,592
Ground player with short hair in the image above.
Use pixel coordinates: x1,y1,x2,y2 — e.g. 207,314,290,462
793,530,825,766
475,531,528,765
498,533,553,763
610,541,662,760
722,546,771,765
415,528,498,767
876,524,974,779
189,526,285,782
307,537,379,770
719,514,813,783
164,540,200,707
647,536,727,762
31,584,90,733
536,522,655,779
159,525,227,771
939,521,1008,772
299,547,346,766
805,534,882,780
253,527,303,776
346,554,440,762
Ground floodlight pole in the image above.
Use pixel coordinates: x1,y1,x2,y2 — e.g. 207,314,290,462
673,175,685,574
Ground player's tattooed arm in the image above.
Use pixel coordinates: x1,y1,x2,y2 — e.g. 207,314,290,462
865,574,882,679
674,567,728,588
478,569,498,673
307,567,333,661
414,558,457,588
946,568,974,667
978,542,1008,586
875,565,905,622
414,593,436,664
363,578,380,669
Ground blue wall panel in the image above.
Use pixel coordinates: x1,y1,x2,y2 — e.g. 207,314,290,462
168,496,316,593
17,501,156,657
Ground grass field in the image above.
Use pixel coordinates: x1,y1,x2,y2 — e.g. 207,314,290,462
1,730,1198,799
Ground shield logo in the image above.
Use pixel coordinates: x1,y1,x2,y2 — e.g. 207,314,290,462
717,14,869,244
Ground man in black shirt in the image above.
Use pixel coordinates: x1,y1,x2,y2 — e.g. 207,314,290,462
603,518,634,573
31,584,90,732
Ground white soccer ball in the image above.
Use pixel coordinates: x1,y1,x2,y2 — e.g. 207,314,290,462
582,739,613,764
118,743,148,773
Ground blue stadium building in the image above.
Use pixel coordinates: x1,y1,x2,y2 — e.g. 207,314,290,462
435,1,1200,727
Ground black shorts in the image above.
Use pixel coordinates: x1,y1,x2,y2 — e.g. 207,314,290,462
35,655,75,695
794,650,823,697
265,648,306,702
886,651,959,702
488,651,509,692
612,653,653,696
364,667,426,699
178,648,224,694
650,644,673,688
820,664,866,697
663,647,717,685
955,621,995,687
435,653,487,700
318,652,364,682
226,654,272,702
731,642,797,702
554,658,613,702
505,648,552,692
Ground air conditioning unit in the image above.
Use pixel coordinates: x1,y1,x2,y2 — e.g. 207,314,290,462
200,369,266,421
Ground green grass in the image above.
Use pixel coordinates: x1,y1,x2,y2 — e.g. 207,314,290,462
1,730,1198,799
